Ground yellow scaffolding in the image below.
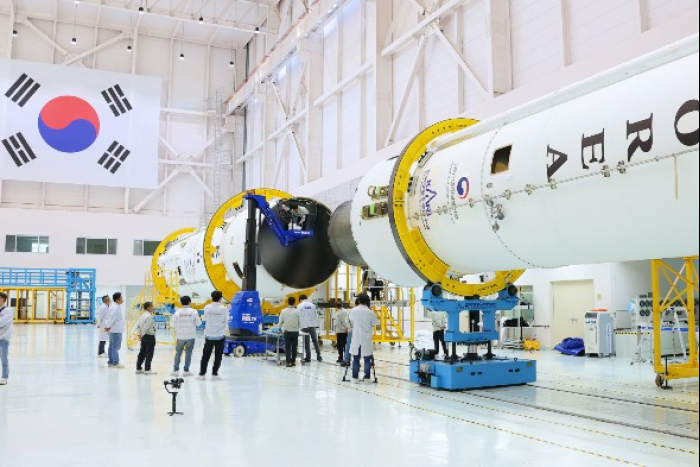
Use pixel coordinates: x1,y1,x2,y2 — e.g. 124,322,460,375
0,287,65,324
652,257,699,386
320,265,416,346
126,270,179,350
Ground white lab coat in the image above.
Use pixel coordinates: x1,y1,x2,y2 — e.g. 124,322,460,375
0,305,14,341
349,305,378,357
298,300,319,329
203,303,229,339
171,307,202,340
431,311,447,332
95,303,109,342
103,303,126,334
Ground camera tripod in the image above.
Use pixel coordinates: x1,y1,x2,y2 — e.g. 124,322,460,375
342,355,378,384
164,380,184,416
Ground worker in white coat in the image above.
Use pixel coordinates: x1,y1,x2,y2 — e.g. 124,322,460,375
289,203,309,230
171,296,202,377
348,293,379,382
102,292,126,369
299,294,323,362
334,306,351,364
431,311,448,358
0,292,13,385
198,291,229,380
95,295,111,358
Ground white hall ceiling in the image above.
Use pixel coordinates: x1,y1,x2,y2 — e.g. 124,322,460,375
5,0,279,47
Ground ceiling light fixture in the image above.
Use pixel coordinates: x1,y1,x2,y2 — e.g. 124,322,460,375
11,0,18,38
71,2,78,45
254,0,262,35
229,36,235,69
127,45,133,52
179,22,185,60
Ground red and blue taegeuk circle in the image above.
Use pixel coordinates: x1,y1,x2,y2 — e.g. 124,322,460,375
457,176,470,199
38,96,100,153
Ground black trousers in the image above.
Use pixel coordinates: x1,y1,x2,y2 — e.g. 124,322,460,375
301,327,321,360
433,330,448,355
336,333,348,361
284,331,299,364
200,338,225,376
98,341,106,355
136,335,156,371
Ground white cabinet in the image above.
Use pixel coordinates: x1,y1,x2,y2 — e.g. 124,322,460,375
584,312,615,356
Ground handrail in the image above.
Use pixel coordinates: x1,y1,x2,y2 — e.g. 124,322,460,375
0,267,96,288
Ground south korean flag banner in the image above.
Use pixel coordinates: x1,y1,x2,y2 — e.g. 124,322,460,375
0,58,161,189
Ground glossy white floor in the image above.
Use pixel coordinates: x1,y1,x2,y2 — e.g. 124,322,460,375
0,325,698,467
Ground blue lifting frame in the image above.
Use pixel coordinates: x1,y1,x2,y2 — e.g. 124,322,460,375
225,195,314,356
245,194,314,246
410,284,537,390
0,267,97,324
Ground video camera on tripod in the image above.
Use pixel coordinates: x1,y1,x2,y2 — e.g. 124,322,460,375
164,378,185,416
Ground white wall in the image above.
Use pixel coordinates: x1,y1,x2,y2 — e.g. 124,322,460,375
610,261,653,311
516,264,611,349
0,208,198,286
284,0,699,197
0,8,245,219
0,4,253,288
515,259,690,349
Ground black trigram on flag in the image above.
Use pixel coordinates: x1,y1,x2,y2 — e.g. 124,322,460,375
101,84,133,117
5,74,41,107
2,132,36,167
98,141,131,174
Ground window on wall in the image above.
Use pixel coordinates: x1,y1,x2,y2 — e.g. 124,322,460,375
76,238,118,255
133,240,160,256
4,235,49,253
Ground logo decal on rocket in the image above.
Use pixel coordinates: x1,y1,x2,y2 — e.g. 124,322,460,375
457,177,470,199
420,170,437,231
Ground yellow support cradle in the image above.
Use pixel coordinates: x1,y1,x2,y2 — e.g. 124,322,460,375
652,257,699,387
126,271,179,350
0,287,66,324
320,264,416,347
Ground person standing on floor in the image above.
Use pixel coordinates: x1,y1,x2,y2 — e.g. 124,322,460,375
431,310,449,358
0,292,14,386
198,291,228,380
135,302,157,375
299,295,323,362
171,296,201,377
343,297,360,367
334,306,351,365
349,294,379,383
103,292,126,369
278,297,300,367
95,295,111,358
